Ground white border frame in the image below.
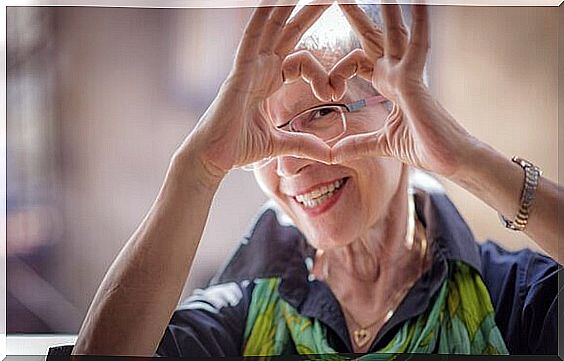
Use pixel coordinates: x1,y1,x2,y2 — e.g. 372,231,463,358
1,1,561,358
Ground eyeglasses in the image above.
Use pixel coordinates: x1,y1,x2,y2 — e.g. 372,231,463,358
241,94,388,171
278,95,388,142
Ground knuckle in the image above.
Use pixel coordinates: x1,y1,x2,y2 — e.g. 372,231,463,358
361,29,376,39
388,23,408,34
258,49,272,56
286,21,305,36
270,18,285,28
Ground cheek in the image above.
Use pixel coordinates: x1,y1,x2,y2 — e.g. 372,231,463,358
353,162,381,226
347,158,403,227
253,162,300,222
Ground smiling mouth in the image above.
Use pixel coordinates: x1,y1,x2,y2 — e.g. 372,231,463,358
293,177,349,209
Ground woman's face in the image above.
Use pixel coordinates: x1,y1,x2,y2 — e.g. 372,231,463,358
254,79,405,250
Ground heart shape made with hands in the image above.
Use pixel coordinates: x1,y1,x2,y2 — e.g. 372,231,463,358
278,47,397,165
281,48,375,103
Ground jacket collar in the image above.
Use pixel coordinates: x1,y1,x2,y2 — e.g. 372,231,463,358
211,171,483,352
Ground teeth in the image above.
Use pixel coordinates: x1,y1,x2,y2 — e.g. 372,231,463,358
294,178,346,208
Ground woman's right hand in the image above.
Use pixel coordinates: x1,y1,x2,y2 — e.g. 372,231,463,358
178,3,333,185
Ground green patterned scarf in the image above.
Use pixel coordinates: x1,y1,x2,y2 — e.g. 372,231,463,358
242,261,508,358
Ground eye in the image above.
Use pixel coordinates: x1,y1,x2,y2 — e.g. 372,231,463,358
311,107,337,120
288,105,343,132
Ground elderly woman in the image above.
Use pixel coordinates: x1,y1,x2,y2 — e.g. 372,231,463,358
68,2,561,358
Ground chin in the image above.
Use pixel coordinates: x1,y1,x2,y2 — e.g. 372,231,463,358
302,225,355,251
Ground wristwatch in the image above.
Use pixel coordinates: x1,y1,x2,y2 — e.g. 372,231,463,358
499,156,542,231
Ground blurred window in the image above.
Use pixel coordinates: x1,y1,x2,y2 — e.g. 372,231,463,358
7,7,76,333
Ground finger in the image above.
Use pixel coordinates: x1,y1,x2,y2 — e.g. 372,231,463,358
235,5,275,65
330,130,388,164
381,3,409,58
275,3,331,56
272,130,332,164
282,50,333,102
259,5,296,54
328,48,374,101
404,5,430,73
338,4,384,59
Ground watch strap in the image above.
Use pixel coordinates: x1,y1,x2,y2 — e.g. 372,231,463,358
499,156,542,231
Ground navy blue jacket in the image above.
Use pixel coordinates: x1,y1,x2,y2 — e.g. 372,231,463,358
47,185,562,358
154,188,562,356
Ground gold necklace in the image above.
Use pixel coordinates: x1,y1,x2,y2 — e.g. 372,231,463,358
340,192,430,350
342,304,394,349
341,267,424,349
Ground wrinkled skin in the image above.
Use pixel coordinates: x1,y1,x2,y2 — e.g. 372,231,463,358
254,79,405,250
329,4,475,178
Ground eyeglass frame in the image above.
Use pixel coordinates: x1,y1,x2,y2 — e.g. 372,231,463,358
241,94,389,171
276,94,388,143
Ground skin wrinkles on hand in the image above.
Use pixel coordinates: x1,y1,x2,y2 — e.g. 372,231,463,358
252,8,439,341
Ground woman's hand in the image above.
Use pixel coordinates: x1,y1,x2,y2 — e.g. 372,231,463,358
179,3,333,185
329,4,478,178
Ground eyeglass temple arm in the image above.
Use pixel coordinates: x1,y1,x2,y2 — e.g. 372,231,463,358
344,95,387,112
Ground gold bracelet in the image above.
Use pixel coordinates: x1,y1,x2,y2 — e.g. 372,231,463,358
499,156,542,231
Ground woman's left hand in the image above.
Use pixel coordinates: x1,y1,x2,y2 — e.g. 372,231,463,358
327,3,562,262
330,3,479,178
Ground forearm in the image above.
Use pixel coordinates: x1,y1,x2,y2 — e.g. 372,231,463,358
72,148,223,357
450,141,562,264
396,84,561,263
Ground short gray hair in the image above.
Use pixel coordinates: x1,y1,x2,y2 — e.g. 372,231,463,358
294,3,427,89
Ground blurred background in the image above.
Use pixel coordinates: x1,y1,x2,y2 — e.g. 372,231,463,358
6,5,558,333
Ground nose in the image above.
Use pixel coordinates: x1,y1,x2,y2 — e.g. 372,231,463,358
276,156,315,177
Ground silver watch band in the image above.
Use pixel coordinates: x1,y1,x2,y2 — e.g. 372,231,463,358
499,156,542,231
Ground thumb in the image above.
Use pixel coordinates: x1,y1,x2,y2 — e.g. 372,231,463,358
272,130,332,164
330,130,388,164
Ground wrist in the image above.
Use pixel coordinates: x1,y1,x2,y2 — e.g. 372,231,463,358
396,80,429,106
170,144,227,193
449,140,524,218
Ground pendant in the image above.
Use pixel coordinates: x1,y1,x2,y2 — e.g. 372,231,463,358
353,328,370,348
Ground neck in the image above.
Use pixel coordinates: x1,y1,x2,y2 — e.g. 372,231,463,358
313,168,426,307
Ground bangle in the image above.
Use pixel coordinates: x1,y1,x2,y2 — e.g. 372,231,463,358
499,156,542,231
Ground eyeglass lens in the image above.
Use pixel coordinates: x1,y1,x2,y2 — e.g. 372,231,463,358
240,106,346,171
241,97,386,171
289,105,346,142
